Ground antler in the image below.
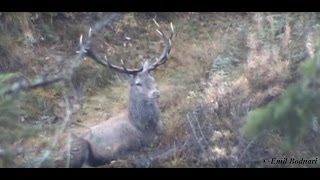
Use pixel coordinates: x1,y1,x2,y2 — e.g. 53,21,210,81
146,19,174,72
82,19,174,75
81,29,143,75
85,46,143,75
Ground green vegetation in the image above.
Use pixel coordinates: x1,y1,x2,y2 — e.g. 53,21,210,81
243,51,320,145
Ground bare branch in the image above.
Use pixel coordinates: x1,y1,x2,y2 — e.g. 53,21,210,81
186,113,206,153
35,80,74,168
66,129,72,168
3,76,64,96
238,131,266,162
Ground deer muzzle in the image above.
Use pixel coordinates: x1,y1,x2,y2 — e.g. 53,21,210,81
149,90,160,99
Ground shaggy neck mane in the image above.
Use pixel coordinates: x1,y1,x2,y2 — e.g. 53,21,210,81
128,91,160,133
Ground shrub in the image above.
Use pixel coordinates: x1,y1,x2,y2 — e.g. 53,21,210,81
242,50,320,145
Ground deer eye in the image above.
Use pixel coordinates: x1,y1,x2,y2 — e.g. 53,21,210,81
135,79,142,86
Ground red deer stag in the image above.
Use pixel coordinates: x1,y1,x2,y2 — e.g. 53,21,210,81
57,19,174,168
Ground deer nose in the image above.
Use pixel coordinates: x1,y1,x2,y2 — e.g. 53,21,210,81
149,90,160,99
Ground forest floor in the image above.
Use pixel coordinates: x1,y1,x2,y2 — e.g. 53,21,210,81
1,12,320,168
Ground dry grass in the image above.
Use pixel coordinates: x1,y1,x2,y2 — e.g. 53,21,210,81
76,80,128,127
245,26,290,94
171,13,320,167
3,12,320,167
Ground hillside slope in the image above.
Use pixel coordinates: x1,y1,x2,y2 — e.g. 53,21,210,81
0,12,320,168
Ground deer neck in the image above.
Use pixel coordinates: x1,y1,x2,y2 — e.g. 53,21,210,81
128,94,160,133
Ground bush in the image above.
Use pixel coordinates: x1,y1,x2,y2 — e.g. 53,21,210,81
242,50,320,145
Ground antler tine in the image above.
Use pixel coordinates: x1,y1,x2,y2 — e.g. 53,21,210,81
88,27,92,38
170,22,175,38
153,18,160,28
79,34,83,46
120,59,129,73
147,21,174,72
